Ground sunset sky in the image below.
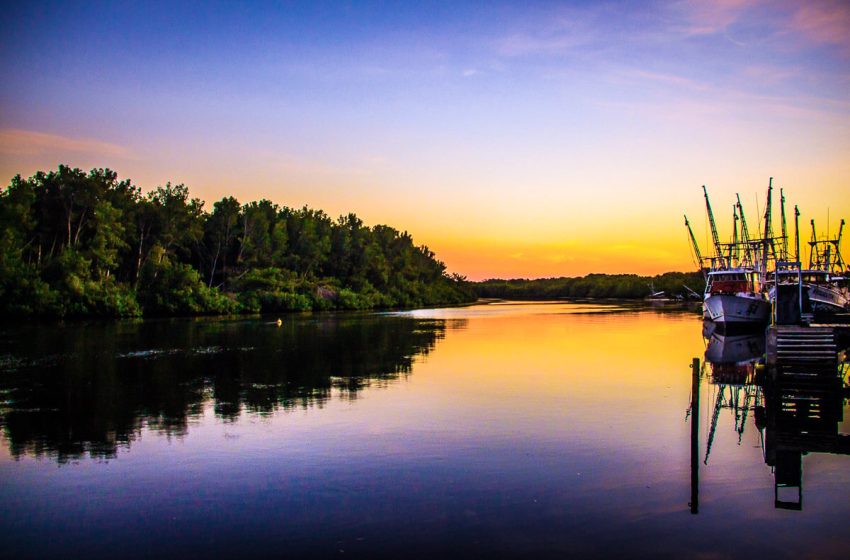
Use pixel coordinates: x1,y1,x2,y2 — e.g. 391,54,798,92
2,1,848,280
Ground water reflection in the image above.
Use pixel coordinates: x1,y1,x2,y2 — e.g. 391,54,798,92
758,363,850,510
696,325,850,511
0,315,453,462
1,303,848,559
703,323,765,372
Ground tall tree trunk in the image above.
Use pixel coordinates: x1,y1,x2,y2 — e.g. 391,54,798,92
237,214,249,264
73,209,87,246
134,228,146,285
209,242,220,288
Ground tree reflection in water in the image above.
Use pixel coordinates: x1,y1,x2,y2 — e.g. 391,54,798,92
0,314,455,462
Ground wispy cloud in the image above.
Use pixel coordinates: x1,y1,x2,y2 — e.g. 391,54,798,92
492,0,849,63
0,128,130,158
674,0,850,55
498,32,585,57
789,0,850,54
621,69,711,92
493,1,757,60
671,0,758,36
610,64,845,119
740,63,801,85
494,6,601,57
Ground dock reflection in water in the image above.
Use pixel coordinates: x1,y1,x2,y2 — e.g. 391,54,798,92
759,362,850,510
694,323,850,512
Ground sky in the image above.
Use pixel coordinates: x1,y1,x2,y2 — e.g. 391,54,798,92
1,0,848,280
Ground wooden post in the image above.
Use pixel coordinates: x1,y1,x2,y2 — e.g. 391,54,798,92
690,357,700,514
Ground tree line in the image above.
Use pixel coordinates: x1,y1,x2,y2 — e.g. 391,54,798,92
0,166,474,317
474,272,706,300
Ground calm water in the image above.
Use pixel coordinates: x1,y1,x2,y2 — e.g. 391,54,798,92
1,302,848,559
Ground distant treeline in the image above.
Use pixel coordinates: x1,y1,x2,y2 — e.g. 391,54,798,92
0,166,474,317
473,271,705,300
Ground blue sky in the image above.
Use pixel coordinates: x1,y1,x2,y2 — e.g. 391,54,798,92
2,1,849,278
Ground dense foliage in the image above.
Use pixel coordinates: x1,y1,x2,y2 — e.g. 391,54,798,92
474,271,706,300
0,166,474,317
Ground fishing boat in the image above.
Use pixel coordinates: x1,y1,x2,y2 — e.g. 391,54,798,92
804,218,850,317
769,269,849,317
644,283,681,302
686,183,773,327
766,213,849,321
703,268,770,325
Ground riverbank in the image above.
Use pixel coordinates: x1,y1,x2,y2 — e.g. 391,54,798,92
0,166,474,319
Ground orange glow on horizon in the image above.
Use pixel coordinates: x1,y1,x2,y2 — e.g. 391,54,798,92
1,152,847,280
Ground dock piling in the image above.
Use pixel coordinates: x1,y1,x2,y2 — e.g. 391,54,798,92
690,357,700,514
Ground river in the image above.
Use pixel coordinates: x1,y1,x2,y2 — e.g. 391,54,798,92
1,301,848,558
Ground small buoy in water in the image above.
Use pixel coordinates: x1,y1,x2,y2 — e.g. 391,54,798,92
276,318,282,327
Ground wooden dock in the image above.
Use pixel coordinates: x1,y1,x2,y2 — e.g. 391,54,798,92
766,325,841,366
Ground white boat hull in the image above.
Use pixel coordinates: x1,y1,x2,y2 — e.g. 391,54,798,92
808,284,850,314
704,293,770,324
768,283,850,317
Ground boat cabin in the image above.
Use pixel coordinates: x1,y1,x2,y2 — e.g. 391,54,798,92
773,269,829,285
706,269,760,295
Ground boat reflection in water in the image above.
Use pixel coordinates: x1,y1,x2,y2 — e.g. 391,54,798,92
700,325,765,464
703,321,764,382
692,325,850,511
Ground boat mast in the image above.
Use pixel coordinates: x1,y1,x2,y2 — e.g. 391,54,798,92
703,185,725,269
806,217,845,272
835,219,846,272
730,206,739,267
736,194,753,267
780,188,788,262
794,205,800,265
809,219,819,269
684,215,704,276
761,178,775,276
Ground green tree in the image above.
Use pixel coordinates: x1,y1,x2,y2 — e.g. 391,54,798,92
204,196,241,288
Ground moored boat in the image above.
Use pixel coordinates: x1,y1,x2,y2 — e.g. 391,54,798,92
768,269,850,319
703,268,770,325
